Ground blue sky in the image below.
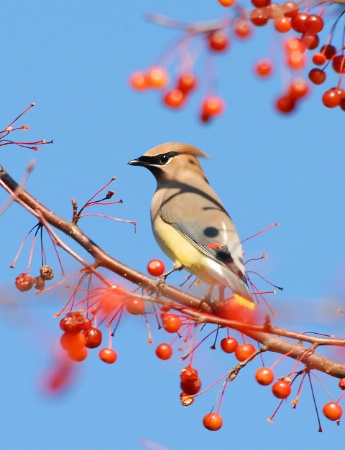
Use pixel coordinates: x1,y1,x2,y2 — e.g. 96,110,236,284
0,1,344,449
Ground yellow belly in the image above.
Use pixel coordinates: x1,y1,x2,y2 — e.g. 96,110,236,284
153,218,218,285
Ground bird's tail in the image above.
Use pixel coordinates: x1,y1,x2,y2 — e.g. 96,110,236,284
232,278,255,310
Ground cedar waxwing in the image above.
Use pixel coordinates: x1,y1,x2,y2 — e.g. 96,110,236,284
128,142,254,309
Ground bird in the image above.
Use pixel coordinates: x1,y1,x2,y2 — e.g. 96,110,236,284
128,142,254,309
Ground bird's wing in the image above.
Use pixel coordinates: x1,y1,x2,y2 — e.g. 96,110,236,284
160,187,245,278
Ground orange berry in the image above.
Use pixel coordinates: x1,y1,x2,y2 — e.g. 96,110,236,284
235,343,256,361
146,66,169,89
129,71,148,91
322,402,342,421
203,413,223,431
255,367,274,385
218,0,236,6
163,89,185,108
126,298,145,315
272,380,291,398
155,343,173,360
274,16,292,33
201,96,225,117
162,314,182,333
99,347,117,364
60,332,87,352
255,59,273,77
68,346,88,362
233,19,252,39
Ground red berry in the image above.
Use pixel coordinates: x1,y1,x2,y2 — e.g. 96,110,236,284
59,312,91,335
203,412,223,431
181,378,201,395
320,44,336,60
180,365,201,394
162,314,182,333
208,31,229,52
291,13,308,33
177,73,198,93
201,96,225,117
322,402,343,421
15,273,34,292
163,89,185,108
308,68,326,85
99,347,117,364
68,346,88,362
339,378,345,390
84,327,103,349
250,8,269,27
255,367,274,385
322,88,341,108
312,53,326,66
235,343,256,361
126,298,145,315
273,16,292,33
255,59,273,77
220,337,238,353
272,380,291,399
332,55,345,74
147,259,165,276
251,0,270,6
305,14,324,33
288,78,309,99
233,19,252,39
301,32,319,50
282,1,299,18
284,37,304,53
286,50,306,70
155,343,173,360
275,95,296,113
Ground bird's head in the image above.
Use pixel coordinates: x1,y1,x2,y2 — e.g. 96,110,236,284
128,142,208,181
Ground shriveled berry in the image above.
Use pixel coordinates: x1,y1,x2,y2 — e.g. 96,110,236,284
59,312,92,334
40,265,54,280
15,273,34,292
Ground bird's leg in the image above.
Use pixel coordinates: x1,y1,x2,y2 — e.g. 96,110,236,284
156,262,183,286
218,286,225,302
197,284,215,311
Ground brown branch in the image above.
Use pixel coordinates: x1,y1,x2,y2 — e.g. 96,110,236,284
1,164,345,379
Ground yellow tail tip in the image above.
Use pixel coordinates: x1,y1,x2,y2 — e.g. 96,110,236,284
234,293,255,310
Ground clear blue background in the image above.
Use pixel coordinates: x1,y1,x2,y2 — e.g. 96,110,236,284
0,1,344,449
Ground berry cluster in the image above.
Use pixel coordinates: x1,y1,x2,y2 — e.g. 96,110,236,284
130,2,345,117
129,11,253,122
59,311,118,364
15,265,55,293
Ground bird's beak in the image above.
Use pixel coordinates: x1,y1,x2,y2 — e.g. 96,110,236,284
128,156,149,167
128,158,140,166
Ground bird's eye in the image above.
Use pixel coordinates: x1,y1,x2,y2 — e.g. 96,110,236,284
160,154,170,164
